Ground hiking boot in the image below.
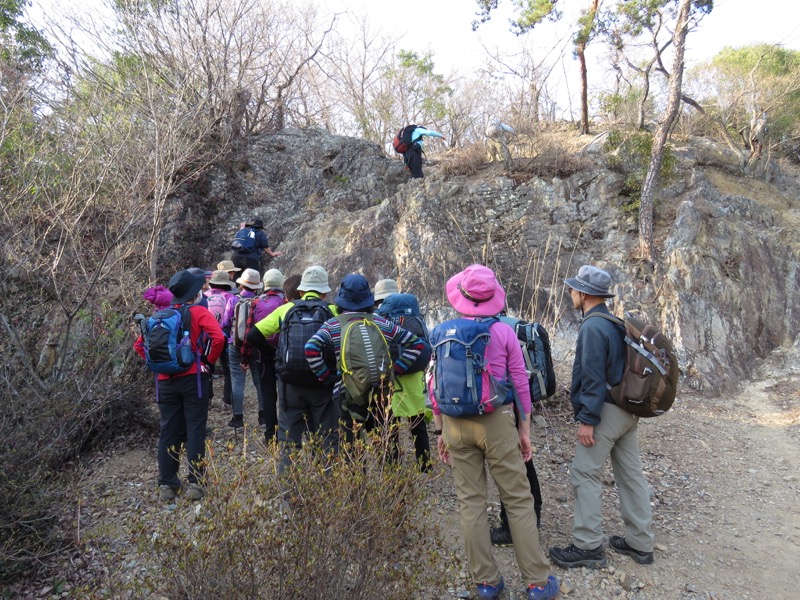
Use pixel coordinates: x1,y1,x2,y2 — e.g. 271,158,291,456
228,415,244,431
548,544,607,569
609,536,654,565
258,410,267,432
159,485,179,501
490,526,513,546
527,575,560,600
184,483,204,501
476,576,504,599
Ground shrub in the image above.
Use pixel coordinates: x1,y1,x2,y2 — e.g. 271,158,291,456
439,143,487,177
604,129,676,212
121,430,447,599
0,304,155,583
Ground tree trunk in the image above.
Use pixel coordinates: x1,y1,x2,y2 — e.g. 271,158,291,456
578,43,589,134
638,0,691,262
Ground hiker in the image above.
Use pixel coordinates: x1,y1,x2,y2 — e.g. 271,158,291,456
486,120,514,167
228,268,265,432
374,278,433,472
429,264,559,600
230,217,283,273
142,285,173,311
252,268,287,440
548,265,654,569
134,269,225,502
205,270,238,408
246,265,338,471
282,273,303,301
305,274,427,464
402,125,446,179
217,259,242,285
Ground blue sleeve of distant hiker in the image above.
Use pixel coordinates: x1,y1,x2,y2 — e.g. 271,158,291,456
411,128,444,143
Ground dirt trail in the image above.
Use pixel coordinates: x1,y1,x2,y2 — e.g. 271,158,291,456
14,371,799,600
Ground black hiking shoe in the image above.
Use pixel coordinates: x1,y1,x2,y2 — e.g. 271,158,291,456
228,415,244,431
548,543,607,569
609,536,654,564
258,410,267,432
490,526,513,546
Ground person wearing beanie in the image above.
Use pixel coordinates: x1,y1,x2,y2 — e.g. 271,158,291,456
133,269,225,502
429,264,558,600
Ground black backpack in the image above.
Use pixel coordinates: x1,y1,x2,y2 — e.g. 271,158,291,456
392,124,418,154
376,293,431,374
498,316,556,402
276,299,334,386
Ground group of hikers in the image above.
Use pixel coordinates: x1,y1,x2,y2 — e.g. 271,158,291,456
134,232,660,599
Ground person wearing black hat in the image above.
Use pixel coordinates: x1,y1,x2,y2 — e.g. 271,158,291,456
549,265,654,569
230,217,283,273
134,269,225,502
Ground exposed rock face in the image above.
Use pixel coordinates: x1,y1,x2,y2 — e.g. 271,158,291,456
168,128,800,394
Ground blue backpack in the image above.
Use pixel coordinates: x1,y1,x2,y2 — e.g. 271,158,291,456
141,307,197,375
376,293,431,374
230,227,257,252
498,316,556,402
428,317,511,417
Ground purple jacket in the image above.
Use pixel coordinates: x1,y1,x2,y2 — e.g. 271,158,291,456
252,289,286,346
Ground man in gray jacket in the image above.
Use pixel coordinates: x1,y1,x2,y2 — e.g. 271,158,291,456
549,265,654,569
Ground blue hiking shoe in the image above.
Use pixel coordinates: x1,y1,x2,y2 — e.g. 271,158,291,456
527,575,560,599
476,576,505,599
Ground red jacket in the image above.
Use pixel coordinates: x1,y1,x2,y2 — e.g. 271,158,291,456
134,304,225,380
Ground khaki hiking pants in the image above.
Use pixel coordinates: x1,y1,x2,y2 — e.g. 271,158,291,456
444,406,552,587
571,402,654,552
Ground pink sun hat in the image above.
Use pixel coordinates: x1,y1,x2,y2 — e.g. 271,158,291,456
445,264,506,317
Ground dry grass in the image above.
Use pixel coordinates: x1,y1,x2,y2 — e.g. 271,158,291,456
438,142,488,177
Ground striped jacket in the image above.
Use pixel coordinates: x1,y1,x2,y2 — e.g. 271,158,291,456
305,312,426,398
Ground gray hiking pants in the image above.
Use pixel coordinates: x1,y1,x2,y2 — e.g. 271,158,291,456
571,402,654,552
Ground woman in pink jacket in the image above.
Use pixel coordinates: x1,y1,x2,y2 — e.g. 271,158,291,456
430,264,558,600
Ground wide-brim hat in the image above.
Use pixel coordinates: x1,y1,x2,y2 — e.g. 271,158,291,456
297,265,331,293
374,278,400,301
263,268,285,289
564,265,615,298
209,269,236,290
445,264,506,317
168,269,206,304
336,274,375,311
217,259,241,273
236,268,264,291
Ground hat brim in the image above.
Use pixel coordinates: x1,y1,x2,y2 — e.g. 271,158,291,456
445,272,506,317
374,290,398,301
564,277,616,298
336,297,375,311
171,273,206,304
297,283,331,293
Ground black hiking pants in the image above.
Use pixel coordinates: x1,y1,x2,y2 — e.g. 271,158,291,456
404,143,424,178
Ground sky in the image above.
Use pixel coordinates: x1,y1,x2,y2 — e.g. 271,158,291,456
309,0,800,71
25,0,800,119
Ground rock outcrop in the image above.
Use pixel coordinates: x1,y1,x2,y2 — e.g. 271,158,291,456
165,128,800,394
